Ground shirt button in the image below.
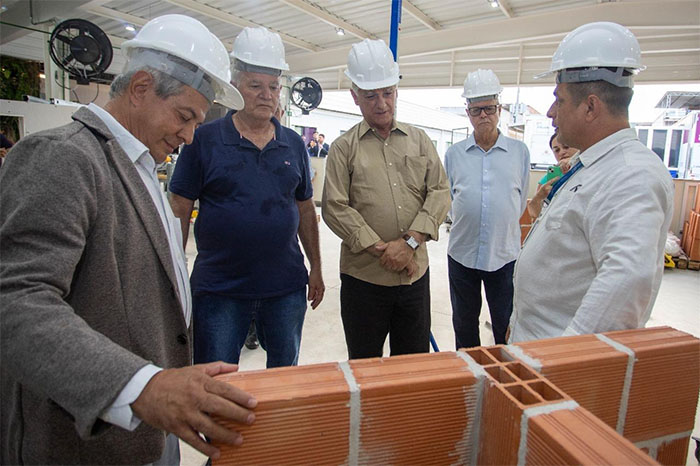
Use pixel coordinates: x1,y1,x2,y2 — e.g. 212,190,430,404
400,228,405,232
398,206,402,209
393,183,397,186
389,162,393,166
385,143,388,146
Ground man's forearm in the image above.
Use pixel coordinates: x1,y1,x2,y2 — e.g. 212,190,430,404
168,193,194,250
297,199,321,269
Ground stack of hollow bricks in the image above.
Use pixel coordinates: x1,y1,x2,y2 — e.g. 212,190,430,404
681,186,700,265
212,326,699,465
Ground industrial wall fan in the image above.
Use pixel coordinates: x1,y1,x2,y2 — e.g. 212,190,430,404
49,19,113,85
291,77,322,115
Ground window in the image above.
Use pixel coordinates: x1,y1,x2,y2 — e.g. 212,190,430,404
668,130,682,169
651,129,666,161
638,129,649,146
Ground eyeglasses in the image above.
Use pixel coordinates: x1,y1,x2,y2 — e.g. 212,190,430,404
467,105,499,117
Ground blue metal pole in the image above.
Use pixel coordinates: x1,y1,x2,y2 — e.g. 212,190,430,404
389,0,402,60
390,0,439,353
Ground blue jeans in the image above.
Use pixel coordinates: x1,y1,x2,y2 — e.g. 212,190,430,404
193,289,307,368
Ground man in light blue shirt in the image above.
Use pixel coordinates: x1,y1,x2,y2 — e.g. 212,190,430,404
444,69,530,348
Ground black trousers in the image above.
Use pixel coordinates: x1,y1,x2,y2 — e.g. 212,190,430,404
340,270,431,359
448,256,515,349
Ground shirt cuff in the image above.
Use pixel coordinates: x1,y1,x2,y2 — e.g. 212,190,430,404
409,213,440,242
99,364,162,431
346,224,382,254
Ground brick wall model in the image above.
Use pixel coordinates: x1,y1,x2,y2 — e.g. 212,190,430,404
211,326,698,465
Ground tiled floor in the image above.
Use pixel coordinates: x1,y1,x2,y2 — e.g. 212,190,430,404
181,207,700,466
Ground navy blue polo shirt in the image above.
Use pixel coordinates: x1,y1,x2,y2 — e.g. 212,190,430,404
169,110,312,299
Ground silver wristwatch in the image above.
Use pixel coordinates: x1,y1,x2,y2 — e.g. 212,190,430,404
403,234,419,250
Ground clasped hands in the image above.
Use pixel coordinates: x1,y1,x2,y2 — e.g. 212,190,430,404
367,232,425,277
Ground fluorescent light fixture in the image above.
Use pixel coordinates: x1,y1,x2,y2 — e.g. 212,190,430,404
125,24,135,32
336,27,345,36
490,0,499,7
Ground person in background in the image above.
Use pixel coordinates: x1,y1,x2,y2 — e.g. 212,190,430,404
0,131,13,167
444,69,530,349
308,130,328,157
323,38,450,359
550,130,577,171
526,131,579,220
1,15,256,465
509,22,674,343
169,26,324,369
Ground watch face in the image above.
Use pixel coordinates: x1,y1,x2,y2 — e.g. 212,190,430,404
406,236,419,250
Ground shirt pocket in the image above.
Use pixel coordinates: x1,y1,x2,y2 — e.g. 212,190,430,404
402,153,428,193
544,189,576,230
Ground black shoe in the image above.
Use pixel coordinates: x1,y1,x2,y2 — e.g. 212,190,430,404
245,324,259,350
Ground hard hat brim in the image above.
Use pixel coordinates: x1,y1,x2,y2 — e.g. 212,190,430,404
533,70,556,80
216,82,245,110
344,69,400,90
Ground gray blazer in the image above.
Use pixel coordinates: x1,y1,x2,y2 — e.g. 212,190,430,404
0,107,191,464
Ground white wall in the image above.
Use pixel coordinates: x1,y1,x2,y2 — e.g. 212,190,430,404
0,99,81,139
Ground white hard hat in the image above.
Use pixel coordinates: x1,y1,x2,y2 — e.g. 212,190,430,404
231,27,289,72
121,14,243,109
462,69,502,100
344,39,400,90
535,22,644,88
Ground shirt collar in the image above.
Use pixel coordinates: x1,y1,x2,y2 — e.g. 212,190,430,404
578,128,638,167
358,119,408,139
464,130,507,152
220,109,289,148
87,103,151,167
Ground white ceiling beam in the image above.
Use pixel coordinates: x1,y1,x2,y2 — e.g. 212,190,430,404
84,5,148,26
82,0,113,7
402,1,441,31
286,1,699,72
497,0,513,18
277,0,373,39
162,0,320,52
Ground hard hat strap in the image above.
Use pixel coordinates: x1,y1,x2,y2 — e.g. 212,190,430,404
233,59,282,77
556,67,633,88
127,48,217,102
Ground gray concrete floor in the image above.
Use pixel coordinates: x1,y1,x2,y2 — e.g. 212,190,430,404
181,206,700,466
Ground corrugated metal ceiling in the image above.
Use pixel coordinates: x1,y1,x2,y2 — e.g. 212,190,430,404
1,0,698,90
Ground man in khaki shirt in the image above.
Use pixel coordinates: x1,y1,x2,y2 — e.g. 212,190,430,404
322,39,450,359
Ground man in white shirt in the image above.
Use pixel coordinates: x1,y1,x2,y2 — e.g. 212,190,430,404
509,22,674,343
1,15,257,464
445,69,530,348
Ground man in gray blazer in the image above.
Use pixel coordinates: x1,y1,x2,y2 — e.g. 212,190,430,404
0,15,257,465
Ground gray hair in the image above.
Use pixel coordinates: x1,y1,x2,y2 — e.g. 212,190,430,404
110,68,186,100
231,59,281,86
110,48,216,102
